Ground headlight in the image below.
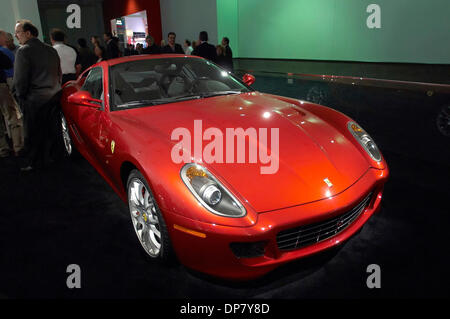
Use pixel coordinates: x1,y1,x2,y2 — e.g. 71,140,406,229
347,121,382,162
181,163,246,218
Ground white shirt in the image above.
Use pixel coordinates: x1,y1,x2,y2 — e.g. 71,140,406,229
185,46,193,55
53,42,77,75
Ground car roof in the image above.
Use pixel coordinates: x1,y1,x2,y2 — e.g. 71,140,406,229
105,54,203,66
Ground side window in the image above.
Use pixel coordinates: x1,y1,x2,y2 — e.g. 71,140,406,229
81,67,103,100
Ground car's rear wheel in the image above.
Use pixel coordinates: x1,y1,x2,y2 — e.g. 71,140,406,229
61,112,73,156
436,104,450,137
306,84,330,106
127,170,173,261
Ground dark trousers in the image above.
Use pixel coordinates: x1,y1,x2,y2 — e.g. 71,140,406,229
21,93,63,168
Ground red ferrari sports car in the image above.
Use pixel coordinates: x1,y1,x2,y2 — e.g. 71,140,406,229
61,54,388,280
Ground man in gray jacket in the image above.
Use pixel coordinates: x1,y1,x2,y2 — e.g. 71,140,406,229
13,20,61,171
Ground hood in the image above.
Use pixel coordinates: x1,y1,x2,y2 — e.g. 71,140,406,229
111,92,370,212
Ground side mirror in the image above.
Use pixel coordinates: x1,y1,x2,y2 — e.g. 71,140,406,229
68,91,102,109
242,73,255,86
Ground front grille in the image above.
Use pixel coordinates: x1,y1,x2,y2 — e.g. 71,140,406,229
276,192,373,251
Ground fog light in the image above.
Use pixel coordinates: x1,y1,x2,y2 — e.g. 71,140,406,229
230,241,267,258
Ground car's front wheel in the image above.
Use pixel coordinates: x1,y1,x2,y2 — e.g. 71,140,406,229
61,112,73,156
127,170,173,262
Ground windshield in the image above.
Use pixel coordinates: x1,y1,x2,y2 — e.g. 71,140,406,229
110,57,253,110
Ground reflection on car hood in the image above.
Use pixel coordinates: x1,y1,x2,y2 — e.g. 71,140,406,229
112,92,370,212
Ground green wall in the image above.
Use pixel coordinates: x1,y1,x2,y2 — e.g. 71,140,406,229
217,0,239,57
217,0,450,64
0,0,43,41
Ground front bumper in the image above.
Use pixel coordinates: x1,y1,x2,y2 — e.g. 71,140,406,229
165,167,388,280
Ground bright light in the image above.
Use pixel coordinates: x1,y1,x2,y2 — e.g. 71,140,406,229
221,71,228,77
263,112,271,118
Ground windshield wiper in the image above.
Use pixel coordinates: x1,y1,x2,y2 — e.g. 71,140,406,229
199,90,244,98
172,94,202,101
116,99,167,108
116,90,245,108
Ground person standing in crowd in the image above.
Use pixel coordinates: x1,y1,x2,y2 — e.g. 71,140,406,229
76,38,97,73
161,32,184,54
91,35,105,62
13,20,61,171
135,43,143,55
50,28,77,84
215,45,227,69
124,43,137,56
0,50,23,158
5,33,18,56
104,32,120,59
0,50,12,157
184,39,193,55
142,35,160,54
0,30,15,87
94,44,105,63
91,35,101,49
0,30,24,157
192,31,217,62
124,44,131,56
221,37,234,72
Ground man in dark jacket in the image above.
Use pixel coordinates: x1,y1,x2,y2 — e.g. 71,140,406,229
221,37,234,72
13,20,62,170
192,31,217,63
76,38,97,74
142,35,161,54
103,32,120,60
161,32,184,54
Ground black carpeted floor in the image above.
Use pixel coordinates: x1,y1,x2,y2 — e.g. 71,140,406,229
0,78,449,299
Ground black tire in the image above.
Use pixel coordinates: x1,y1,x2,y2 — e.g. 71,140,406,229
60,112,75,157
436,104,450,137
126,169,174,263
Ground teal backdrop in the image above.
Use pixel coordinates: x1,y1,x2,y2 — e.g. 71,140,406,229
217,0,450,64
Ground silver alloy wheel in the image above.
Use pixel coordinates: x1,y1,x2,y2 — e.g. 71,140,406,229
61,113,72,155
128,178,162,257
306,85,329,105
